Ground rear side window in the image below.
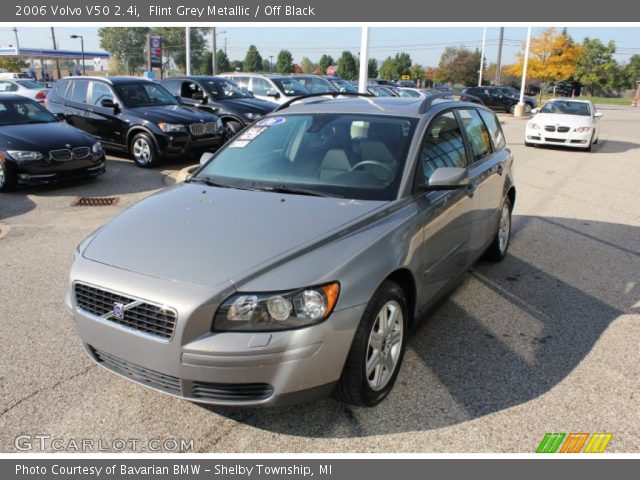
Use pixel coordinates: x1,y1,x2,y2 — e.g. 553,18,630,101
55,80,70,98
252,77,271,95
419,111,467,183
478,109,506,150
0,81,17,92
89,81,114,106
161,79,180,95
458,109,492,162
69,80,89,104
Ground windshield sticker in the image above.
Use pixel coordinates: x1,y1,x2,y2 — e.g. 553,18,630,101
228,140,251,148
238,126,268,141
256,116,286,127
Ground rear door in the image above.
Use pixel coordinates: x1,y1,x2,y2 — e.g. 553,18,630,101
84,81,123,146
416,110,475,299
64,79,90,131
457,108,510,255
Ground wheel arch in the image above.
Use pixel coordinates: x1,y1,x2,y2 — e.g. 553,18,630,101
383,268,417,327
126,126,160,153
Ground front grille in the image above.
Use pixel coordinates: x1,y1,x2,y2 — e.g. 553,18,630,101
89,346,275,402
545,138,565,143
189,122,217,136
92,347,182,394
191,382,274,401
74,283,176,340
544,125,556,132
73,146,91,159
557,126,570,133
49,149,73,161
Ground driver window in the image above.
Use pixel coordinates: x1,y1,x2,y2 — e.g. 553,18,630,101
252,77,271,95
180,81,202,99
90,82,114,106
419,111,467,184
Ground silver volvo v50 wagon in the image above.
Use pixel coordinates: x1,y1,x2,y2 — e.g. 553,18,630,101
66,93,515,407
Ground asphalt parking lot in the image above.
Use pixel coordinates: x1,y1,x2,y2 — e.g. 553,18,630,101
1,105,639,453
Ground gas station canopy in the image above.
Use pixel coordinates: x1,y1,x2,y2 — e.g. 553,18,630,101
0,47,109,60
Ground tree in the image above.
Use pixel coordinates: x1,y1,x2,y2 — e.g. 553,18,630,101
243,45,263,72
367,58,378,78
624,54,640,88
410,64,425,83
98,27,149,74
261,59,271,72
275,49,294,74
436,47,482,86
336,51,358,80
202,49,231,75
394,52,412,77
230,60,243,72
574,38,620,95
151,27,208,74
300,57,316,74
318,54,334,74
379,56,397,80
0,57,28,72
506,28,583,84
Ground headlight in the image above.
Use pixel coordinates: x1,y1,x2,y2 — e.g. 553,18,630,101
158,122,187,133
528,123,540,130
6,150,44,162
92,142,103,154
213,282,340,331
574,126,591,133
244,112,261,120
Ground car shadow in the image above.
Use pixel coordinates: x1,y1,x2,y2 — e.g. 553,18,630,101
204,215,638,438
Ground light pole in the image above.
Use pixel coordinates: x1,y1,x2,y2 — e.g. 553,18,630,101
70,34,85,75
478,27,486,87
269,55,273,72
514,27,532,117
12,28,20,54
211,28,226,75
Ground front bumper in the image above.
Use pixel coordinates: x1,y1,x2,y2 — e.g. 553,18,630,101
66,260,363,407
15,157,106,185
525,129,592,148
157,131,225,158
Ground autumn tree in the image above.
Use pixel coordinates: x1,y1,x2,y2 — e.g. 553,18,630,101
506,28,583,84
436,47,482,86
300,57,316,74
410,64,425,83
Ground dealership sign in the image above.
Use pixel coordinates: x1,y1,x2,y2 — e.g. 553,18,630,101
148,35,162,68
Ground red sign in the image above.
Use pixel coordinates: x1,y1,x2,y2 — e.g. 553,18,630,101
326,65,336,76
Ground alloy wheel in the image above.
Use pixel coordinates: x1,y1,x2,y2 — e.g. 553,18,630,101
498,202,511,253
366,300,404,391
133,138,151,165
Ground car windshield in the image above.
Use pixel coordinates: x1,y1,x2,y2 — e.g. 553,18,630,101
16,80,45,89
0,99,57,125
114,83,178,107
195,113,417,201
204,78,252,99
540,101,591,116
330,79,357,93
271,78,309,96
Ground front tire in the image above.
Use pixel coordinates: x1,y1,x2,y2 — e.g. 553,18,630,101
130,133,159,168
484,196,512,262
508,104,516,114
225,120,243,138
0,158,16,192
334,281,409,407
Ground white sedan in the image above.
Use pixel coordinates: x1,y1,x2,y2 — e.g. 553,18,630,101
525,98,602,151
0,79,49,103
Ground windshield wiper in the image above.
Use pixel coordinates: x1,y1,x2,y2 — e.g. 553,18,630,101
257,184,339,198
186,176,231,188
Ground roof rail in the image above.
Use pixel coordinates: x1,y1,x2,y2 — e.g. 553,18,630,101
418,92,482,114
274,92,373,112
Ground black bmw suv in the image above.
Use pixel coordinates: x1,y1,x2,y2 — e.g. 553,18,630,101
45,77,225,167
462,86,537,114
161,76,277,136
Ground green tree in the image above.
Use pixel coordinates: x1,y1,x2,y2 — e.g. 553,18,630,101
410,64,425,83
202,49,231,75
151,27,208,74
336,51,358,80
574,38,619,95
318,54,334,74
436,47,482,86
367,58,378,78
300,57,316,74
0,57,28,72
98,27,149,74
261,59,271,72
379,56,397,80
394,52,412,77
275,49,294,74
243,45,263,72
230,60,243,72
624,54,640,88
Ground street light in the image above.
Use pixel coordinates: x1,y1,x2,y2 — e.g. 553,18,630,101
70,34,85,76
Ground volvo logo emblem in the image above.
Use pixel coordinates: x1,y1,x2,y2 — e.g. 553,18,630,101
113,302,125,319
65,144,72,148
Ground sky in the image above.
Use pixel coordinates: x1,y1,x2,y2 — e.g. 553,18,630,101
1,26,639,67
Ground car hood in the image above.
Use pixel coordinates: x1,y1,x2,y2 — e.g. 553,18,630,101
0,121,94,150
130,105,218,124
530,113,592,127
213,97,278,113
83,183,387,288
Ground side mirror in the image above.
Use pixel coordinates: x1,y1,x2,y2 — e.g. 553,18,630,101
266,89,280,99
531,108,539,114
594,112,603,118
55,112,65,121
100,98,115,109
200,95,209,105
426,167,469,191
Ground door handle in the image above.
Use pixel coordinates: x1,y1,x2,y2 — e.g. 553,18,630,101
496,165,504,176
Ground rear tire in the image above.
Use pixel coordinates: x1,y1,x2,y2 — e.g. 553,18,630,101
484,197,512,262
130,133,159,168
508,104,516,114
0,158,16,193
334,281,409,407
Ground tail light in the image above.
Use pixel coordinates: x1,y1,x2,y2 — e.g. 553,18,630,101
36,91,47,101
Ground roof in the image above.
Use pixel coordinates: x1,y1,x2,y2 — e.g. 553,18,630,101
220,72,291,80
162,76,225,81
63,76,154,85
277,95,480,118
547,97,593,104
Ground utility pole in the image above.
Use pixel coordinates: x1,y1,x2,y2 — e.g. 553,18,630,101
212,27,217,75
224,37,228,56
495,27,504,85
269,55,273,72
12,28,20,53
478,27,486,87
514,27,532,117
50,27,61,79
358,27,370,94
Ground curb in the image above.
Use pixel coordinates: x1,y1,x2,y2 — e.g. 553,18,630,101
163,164,199,186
